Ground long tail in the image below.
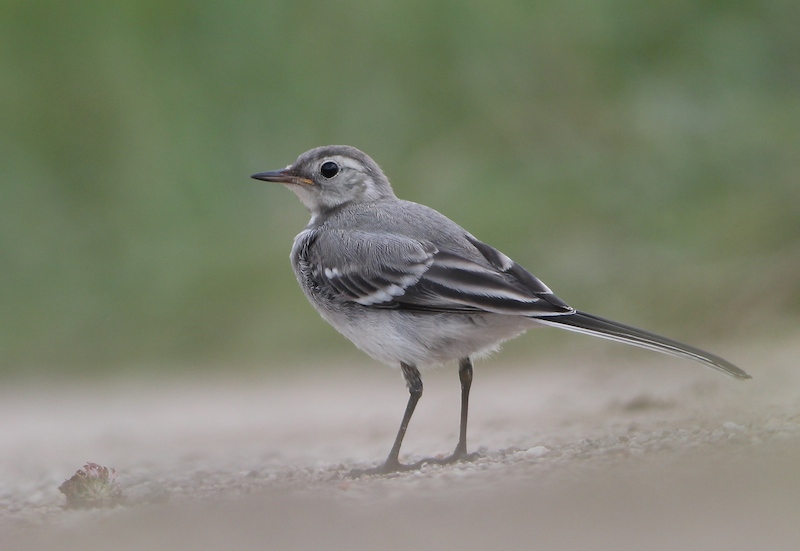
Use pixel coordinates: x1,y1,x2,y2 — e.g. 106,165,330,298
536,310,750,379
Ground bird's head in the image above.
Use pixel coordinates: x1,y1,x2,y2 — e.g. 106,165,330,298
251,145,395,215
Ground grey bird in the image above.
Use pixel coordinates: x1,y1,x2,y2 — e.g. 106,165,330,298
251,145,750,474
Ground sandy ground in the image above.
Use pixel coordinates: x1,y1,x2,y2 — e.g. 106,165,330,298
2,339,799,550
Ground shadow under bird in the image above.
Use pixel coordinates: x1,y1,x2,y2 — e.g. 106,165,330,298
251,145,750,475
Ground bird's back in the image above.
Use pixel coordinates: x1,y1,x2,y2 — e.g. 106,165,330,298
314,199,493,269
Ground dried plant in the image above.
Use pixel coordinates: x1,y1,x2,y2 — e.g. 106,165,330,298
59,462,124,509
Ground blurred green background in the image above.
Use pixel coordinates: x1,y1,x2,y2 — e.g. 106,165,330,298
2,0,799,379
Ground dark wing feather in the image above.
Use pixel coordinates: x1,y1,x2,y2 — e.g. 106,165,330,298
299,229,573,316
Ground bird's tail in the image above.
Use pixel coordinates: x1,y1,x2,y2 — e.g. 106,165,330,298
536,310,750,379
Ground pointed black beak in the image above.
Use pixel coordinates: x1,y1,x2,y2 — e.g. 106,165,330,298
250,169,314,186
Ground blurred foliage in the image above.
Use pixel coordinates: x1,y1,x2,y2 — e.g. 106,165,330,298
1,0,799,377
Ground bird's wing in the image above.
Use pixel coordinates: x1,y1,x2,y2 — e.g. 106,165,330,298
298,229,436,306
303,229,573,316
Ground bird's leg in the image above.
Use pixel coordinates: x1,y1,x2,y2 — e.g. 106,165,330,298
383,362,423,469
408,357,481,469
348,359,478,478
349,362,422,476
424,356,481,465
453,356,473,458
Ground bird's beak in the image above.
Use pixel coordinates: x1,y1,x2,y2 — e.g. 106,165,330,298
250,168,314,186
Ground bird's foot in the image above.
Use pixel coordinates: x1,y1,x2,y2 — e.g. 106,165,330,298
347,449,480,478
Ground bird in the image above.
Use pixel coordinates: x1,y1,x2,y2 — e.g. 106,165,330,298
251,145,750,474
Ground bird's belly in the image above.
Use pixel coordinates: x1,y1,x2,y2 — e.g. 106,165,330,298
313,303,534,367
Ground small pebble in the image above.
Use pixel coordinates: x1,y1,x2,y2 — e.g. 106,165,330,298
524,446,551,458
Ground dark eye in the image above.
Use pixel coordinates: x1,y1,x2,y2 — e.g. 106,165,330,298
320,161,339,179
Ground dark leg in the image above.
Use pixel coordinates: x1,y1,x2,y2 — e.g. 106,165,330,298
426,357,479,464
383,362,423,470
349,362,422,476
453,356,473,458
348,358,478,478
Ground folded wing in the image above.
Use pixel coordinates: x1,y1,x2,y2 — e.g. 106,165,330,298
304,229,573,316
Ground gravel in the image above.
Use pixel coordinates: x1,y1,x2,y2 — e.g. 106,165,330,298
1,341,798,550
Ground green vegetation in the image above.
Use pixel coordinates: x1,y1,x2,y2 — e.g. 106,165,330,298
2,0,798,377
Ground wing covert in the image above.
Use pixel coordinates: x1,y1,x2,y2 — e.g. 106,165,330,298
298,229,573,316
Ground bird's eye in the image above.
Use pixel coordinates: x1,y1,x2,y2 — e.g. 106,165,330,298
320,161,339,179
